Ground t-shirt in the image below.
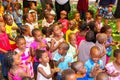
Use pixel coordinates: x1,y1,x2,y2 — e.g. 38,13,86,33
5,22,18,44
25,23,35,32
37,63,52,80
0,33,11,53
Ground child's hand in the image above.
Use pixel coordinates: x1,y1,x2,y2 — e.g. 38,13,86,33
51,39,55,45
110,42,117,46
27,56,32,63
59,57,64,62
54,68,61,72
12,26,18,30
110,71,120,77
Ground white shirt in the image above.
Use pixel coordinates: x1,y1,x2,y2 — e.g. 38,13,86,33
56,0,68,5
37,63,52,80
25,23,34,32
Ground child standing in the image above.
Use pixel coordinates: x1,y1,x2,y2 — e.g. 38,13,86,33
53,42,73,80
36,50,60,80
96,33,107,66
67,33,78,62
0,22,11,80
71,61,88,80
100,25,117,63
86,10,94,23
105,49,120,80
13,3,23,27
14,36,34,78
85,46,104,80
58,10,69,34
50,24,64,58
62,69,76,80
4,51,30,80
66,20,78,43
4,14,19,50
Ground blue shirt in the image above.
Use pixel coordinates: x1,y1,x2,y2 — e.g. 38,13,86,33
106,36,113,53
85,58,104,80
53,52,73,75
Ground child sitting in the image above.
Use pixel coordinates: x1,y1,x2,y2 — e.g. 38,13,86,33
105,49,120,80
85,46,104,80
36,50,60,80
67,33,78,62
66,20,78,42
62,69,76,80
71,61,88,80
53,42,73,80
58,10,69,34
86,10,94,23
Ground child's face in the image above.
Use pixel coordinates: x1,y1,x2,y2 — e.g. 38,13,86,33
26,27,30,35
74,13,80,21
13,54,21,65
90,49,100,63
96,16,102,23
69,21,76,30
6,15,13,26
66,74,76,80
34,31,43,42
58,48,68,55
108,7,112,12
60,11,67,19
32,13,36,21
86,12,92,19
77,62,86,74
46,15,54,23
40,52,49,63
69,34,76,46
46,4,51,11
105,29,112,38
27,14,33,23
115,53,120,65
17,38,26,50
53,25,61,36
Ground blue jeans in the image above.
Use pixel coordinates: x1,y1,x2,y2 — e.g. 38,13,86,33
0,54,8,77
17,23,22,28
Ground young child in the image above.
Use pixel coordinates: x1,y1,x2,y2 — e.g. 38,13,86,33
66,20,78,42
95,15,103,32
95,72,109,80
53,42,73,80
76,21,88,46
85,46,104,80
0,22,11,79
62,69,76,80
4,51,30,80
73,12,81,29
20,25,34,48
36,49,60,80
96,33,107,66
24,13,34,32
58,10,69,34
105,49,120,80
71,61,88,80
42,14,55,27
13,3,23,27
45,3,56,16
14,36,34,78
78,31,95,63
67,33,78,62
86,10,94,23
50,23,64,58
4,14,19,50
100,25,117,63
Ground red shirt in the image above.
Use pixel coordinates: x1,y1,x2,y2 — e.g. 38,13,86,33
0,33,11,52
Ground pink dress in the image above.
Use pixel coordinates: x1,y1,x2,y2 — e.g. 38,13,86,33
14,48,34,78
105,62,120,80
76,32,85,46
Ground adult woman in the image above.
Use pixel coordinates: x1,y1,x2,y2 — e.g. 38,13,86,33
55,0,70,20
114,0,120,34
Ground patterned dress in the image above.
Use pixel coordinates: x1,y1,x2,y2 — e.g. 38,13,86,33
14,48,34,78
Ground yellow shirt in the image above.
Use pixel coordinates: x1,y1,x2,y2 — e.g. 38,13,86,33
6,22,18,44
0,5,4,16
66,29,78,43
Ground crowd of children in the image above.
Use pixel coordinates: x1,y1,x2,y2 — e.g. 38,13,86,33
0,0,120,80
